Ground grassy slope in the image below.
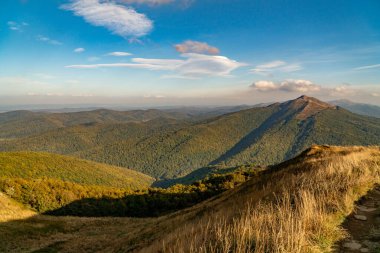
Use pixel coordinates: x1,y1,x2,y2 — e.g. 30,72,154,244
1,145,379,253
0,152,154,189
147,145,380,252
0,192,35,222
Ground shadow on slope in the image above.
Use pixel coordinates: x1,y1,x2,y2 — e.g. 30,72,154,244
153,164,263,188
210,96,335,165
44,191,214,218
42,169,256,217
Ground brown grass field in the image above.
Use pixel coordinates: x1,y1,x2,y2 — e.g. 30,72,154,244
0,145,379,253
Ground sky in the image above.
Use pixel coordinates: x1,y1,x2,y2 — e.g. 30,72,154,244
1,0,380,107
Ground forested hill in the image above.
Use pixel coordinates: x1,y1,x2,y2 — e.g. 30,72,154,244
0,152,154,189
0,96,379,180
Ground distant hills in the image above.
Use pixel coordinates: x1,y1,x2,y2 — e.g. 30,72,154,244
330,99,380,118
0,96,379,181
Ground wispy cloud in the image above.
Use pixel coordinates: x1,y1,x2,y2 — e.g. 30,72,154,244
251,60,302,76
107,51,132,56
66,53,246,78
7,21,29,31
175,40,220,55
74,47,85,53
88,56,101,62
61,0,153,38
37,35,63,45
34,73,56,79
65,79,80,84
354,63,380,70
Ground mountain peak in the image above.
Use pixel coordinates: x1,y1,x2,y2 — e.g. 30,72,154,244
287,95,336,119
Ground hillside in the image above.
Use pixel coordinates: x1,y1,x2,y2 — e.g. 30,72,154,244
0,152,154,189
1,146,379,252
1,96,379,180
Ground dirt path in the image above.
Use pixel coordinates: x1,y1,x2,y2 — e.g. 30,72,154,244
337,185,380,253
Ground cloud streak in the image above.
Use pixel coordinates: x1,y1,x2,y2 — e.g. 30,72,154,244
7,21,28,31
66,53,246,78
74,47,85,53
251,60,302,76
175,40,220,55
36,35,63,45
354,63,380,70
107,51,132,56
61,0,153,38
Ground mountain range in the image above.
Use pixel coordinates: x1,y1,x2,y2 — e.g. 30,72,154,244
0,95,379,181
330,99,380,118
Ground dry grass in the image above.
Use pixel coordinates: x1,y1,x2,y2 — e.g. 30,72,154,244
0,192,35,222
154,146,380,253
1,146,379,253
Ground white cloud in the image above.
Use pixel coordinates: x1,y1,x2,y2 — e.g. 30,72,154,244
74,47,85,53
250,80,277,91
66,53,246,77
107,51,132,56
251,79,321,92
279,79,320,92
175,40,220,55
7,21,28,31
327,85,356,97
251,60,302,76
37,35,63,46
354,64,380,70
61,0,153,38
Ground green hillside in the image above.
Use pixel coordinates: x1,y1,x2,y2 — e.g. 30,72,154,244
0,152,154,189
221,97,380,166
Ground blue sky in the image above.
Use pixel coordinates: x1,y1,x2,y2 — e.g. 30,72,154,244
1,0,380,106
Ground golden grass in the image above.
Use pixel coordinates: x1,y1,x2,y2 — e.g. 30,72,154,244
154,146,380,253
0,192,35,222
